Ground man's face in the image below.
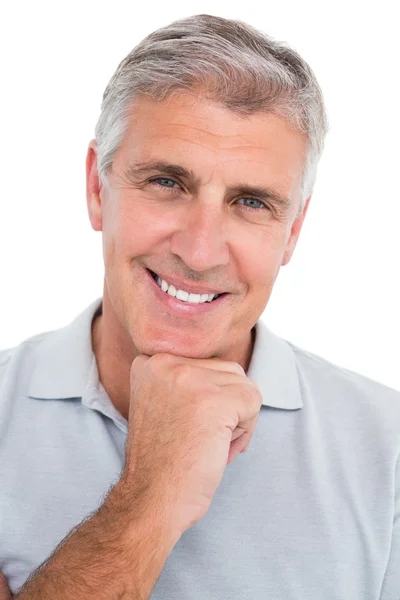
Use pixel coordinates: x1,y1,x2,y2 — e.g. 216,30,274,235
87,92,310,361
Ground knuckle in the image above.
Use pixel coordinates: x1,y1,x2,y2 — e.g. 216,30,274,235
149,352,171,366
247,380,263,407
253,386,263,408
239,383,253,403
234,363,246,376
226,361,245,376
147,352,177,373
130,354,147,377
173,363,194,386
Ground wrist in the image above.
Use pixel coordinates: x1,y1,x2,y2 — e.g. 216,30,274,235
103,477,182,550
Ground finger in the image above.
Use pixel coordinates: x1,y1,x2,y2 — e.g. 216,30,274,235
231,425,246,442
178,357,245,376
130,354,151,379
227,432,251,464
229,414,259,462
149,353,245,376
131,354,151,369
172,368,251,389
217,380,262,429
135,353,246,377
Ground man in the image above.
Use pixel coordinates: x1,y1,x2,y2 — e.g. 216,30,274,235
0,13,399,600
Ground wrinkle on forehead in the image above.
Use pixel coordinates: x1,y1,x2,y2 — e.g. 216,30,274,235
125,106,307,171
154,130,287,155
132,137,303,193
117,94,307,205
128,92,302,142
137,118,300,151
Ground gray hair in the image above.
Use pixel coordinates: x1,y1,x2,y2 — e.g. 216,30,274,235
94,14,329,216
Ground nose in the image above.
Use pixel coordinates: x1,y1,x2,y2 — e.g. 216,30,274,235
169,198,230,272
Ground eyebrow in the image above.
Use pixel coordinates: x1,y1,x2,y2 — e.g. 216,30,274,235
124,160,292,212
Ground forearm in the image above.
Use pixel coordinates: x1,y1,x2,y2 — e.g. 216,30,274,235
14,480,179,600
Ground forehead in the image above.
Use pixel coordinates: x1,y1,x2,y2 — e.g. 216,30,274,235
116,93,307,194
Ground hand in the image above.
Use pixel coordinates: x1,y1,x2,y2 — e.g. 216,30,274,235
119,353,263,540
0,572,13,600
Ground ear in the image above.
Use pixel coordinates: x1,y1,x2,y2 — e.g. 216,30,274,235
281,195,311,266
86,139,103,232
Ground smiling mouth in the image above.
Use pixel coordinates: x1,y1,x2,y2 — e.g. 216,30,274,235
147,269,226,304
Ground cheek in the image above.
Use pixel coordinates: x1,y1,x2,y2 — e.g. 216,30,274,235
108,195,178,256
245,258,278,296
236,224,287,284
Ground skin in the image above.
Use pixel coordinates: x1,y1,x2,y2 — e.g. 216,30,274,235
86,92,311,420
0,573,11,599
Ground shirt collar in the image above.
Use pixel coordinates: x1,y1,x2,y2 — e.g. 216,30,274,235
28,297,303,411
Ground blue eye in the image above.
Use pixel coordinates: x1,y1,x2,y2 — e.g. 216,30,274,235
150,178,180,190
149,178,267,211
236,198,266,210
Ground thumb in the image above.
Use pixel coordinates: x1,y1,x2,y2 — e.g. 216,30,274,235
0,572,12,600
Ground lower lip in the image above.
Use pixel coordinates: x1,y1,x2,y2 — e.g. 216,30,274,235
145,269,229,316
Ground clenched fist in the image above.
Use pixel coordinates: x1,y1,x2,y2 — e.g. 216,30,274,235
118,353,263,541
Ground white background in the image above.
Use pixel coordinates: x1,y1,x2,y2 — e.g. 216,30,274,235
0,0,399,390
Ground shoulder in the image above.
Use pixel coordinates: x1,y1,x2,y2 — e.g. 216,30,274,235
287,339,400,410
0,330,54,389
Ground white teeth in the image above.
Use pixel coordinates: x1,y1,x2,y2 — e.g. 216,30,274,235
153,272,219,304
167,284,176,297
176,289,189,302
188,293,201,304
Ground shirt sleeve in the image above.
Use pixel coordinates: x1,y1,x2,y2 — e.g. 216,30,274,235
379,453,400,599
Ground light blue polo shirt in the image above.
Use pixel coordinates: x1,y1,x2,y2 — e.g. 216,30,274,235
1,297,399,599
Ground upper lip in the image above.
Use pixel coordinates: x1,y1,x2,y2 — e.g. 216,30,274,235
148,268,228,296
